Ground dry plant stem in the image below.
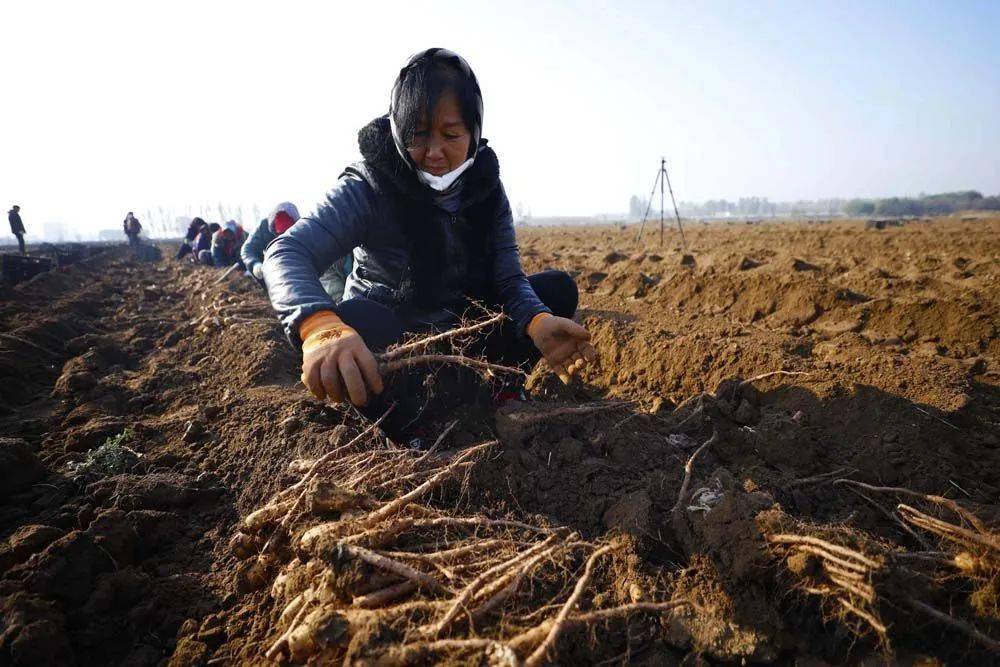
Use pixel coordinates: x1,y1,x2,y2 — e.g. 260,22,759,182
838,598,888,635
380,354,524,377
525,545,613,667
390,638,507,662
898,504,1000,552
374,599,451,619
892,551,952,563
357,442,495,529
506,600,693,651
348,455,408,489
912,404,960,431
339,452,382,481
398,504,447,521
397,598,692,663
783,544,871,574
341,451,387,483
768,534,881,569
370,468,436,494
353,580,417,608
212,261,242,285
395,601,692,660
738,370,810,387
842,487,934,550
260,411,393,553
673,392,710,414
904,597,1000,653
576,601,689,622
472,542,569,622
822,561,868,581
413,419,459,465
410,516,550,534
379,312,506,361
671,431,718,520
826,574,876,603
339,519,415,549
384,539,508,564
297,407,395,491
506,401,633,424
432,535,562,636
476,542,571,601
0,333,59,357
670,404,704,433
336,542,447,593
788,467,855,488
450,556,516,577
834,479,989,535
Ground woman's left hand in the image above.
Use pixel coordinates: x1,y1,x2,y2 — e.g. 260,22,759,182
527,313,598,384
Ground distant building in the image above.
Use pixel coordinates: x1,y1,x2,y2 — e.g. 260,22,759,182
42,220,72,242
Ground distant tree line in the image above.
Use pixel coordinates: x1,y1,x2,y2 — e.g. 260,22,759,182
675,197,847,218
630,190,1000,220
843,191,1000,217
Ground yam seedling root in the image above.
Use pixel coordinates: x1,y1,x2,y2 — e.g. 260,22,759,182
766,485,1000,655
373,310,524,380
237,353,1000,662
699,452,1000,656
236,419,689,664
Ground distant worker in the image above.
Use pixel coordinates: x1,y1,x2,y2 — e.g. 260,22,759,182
241,202,352,302
123,212,143,246
241,216,273,280
209,220,246,267
176,217,208,260
195,223,221,264
8,204,26,254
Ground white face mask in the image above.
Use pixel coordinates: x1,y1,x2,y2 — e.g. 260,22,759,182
417,157,475,192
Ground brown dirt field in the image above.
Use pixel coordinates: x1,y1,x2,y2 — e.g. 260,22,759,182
1,217,997,665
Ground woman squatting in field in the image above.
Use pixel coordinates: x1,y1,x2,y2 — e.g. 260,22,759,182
263,48,596,440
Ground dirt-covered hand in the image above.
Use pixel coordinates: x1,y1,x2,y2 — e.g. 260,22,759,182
299,312,383,406
527,313,598,384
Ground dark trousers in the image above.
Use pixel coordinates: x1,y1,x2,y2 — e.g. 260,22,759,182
14,233,25,254
336,270,578,439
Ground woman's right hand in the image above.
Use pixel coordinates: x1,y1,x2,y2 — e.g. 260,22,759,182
300,312,383,406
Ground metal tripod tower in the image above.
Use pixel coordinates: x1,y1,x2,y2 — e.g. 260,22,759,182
635,157,688,251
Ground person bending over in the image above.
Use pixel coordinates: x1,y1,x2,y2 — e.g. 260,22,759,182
242,202,352,303
177,217,207,260
263,48,596,439
209,220,246,267
195,223,221,264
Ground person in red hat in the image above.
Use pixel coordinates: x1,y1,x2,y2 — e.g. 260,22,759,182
243,203,352,301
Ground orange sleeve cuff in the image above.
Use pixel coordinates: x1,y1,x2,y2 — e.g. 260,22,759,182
527,312,553,338
299,310,343,342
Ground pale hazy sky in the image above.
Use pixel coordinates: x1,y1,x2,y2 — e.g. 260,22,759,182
2,0,998,235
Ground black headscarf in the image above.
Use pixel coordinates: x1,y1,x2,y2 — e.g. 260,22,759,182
388,48,484,169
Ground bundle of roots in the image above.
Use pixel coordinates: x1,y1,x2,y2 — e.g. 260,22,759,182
763,479,999,655
232,417,687,665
